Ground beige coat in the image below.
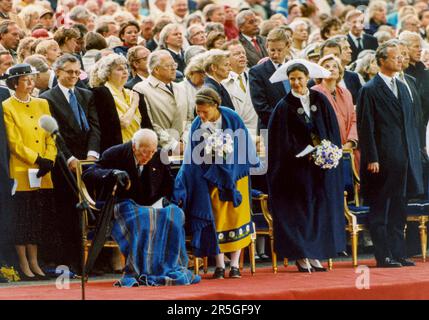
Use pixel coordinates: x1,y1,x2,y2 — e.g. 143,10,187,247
133,75,190,150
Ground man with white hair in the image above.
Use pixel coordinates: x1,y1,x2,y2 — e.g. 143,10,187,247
83,128,173,206
237,10,268,67
159,23,186,73
400,31,429,124
133,50,190,154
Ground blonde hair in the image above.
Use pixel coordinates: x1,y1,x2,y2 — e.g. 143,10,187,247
35,39,58,55
89,53,128,87
17,37,36,63
203,49,229,74
318,54,344,84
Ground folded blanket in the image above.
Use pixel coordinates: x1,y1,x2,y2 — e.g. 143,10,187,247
111,200,200,287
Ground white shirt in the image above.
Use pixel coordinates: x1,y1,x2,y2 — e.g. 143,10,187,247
348,32,363,49
291,89,311,117
378,72,398,98
270,59,286,70
57,82,99,163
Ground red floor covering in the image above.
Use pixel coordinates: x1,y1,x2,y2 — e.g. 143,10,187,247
1,259,429,300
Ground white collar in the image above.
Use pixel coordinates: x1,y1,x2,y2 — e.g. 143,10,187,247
58,82,75,101
270,59,286,69
242,33,255,43
349,31,363,41
378,72,397,86
291,89,310,100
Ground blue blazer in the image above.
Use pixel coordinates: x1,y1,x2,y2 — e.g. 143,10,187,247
249,59,287,130
203,77,235,110
343,71,362,105
347,33,379,63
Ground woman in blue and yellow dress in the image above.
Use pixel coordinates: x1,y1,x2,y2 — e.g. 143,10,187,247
173,87,259,279
2,64,57,281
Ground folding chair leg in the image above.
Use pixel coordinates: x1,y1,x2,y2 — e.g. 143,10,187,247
351,231,359,267
249,239,256,275
419,218,428,262
270,235,277,273
203,257,209,273
328,258,333,270
283,258,288,267
194,256,199,275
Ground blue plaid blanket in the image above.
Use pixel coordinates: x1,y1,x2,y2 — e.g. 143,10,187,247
111,200,201,287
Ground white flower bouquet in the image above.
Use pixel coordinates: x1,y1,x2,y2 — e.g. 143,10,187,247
311,139,342,169
203,129,234,159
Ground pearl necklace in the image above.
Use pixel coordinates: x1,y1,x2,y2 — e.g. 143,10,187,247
12,94,31,104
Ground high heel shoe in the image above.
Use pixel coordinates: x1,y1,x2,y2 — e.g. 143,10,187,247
17,268,38,281
295,260,313,273
34,273,51,280
308,259,327,272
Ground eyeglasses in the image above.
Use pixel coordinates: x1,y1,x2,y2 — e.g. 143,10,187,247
160,63,178,70
60,69,80,76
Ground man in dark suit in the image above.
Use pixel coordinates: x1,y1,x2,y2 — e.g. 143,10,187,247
345,10,379,63
125,45,150,90
237,10,268,68
40,53,101,269
319,39,362,104
203,50,235,110
249,27,291,131
82,129,173,206
357,40,423,268
400,31,429,126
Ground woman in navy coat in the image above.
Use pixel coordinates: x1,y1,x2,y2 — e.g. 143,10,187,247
267,63,346,272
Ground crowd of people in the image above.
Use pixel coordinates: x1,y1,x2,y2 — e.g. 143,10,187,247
0,0,428,284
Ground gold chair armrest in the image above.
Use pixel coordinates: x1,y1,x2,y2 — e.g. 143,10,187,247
76,160,97,210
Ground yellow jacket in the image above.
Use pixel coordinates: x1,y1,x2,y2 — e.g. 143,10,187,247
2,96,57,191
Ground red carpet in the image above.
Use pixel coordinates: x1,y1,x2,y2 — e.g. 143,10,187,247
1,259,429,300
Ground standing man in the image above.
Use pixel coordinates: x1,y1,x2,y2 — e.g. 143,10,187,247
249,27,291,131
222,40,258,136
346,10,379,63
40,54,101,270
125,45,150,90
357,40,423,268
237,10,268,68
0,20,20,63
0,0,25,29
133,50,189,154
159,23,186,74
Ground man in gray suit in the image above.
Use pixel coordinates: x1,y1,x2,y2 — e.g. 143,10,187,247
237,10,268,68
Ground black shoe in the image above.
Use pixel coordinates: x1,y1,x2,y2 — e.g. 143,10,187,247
260,254,270,261
18,272,39,281
376,257,402,268
212,267,225,279
229,267,241,278
295,260,314,273
34,273,51,281
309,262,327,272
395,258,416,267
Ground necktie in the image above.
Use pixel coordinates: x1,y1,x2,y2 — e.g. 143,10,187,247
390,78,398,98
252,37,262,55
238,74,246,92
69,89,89,131
356,37,363,51
166,83,174,95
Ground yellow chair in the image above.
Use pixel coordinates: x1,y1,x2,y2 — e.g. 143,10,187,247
75,160,125,268
342,150,370,267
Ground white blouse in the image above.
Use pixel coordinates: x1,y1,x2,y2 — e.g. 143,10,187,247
291,89,311,117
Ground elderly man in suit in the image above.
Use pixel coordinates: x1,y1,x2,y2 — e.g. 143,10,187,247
133,50,190,155
237,10,268,68
82,129,173,206
222,40,258,136
346,10,379,63
40,53,101,269
357,40,423,268
125,45,150,90
249,27,291,131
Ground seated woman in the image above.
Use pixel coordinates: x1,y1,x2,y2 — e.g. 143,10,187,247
267,62,346,272
173,87,259,279
90,54,153,153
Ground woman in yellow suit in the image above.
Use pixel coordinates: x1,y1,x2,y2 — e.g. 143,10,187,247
2,64,57,281
173,88,260,279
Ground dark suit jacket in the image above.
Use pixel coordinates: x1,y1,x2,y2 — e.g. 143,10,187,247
91,86,153,153
405,61,429,125
403,74,425,148
238,33,268,68
125,75,143,90
347,33,379,63
249,59,287,130
146,39,157,52
82,141,173,206
356,74,423,201
166,48,186,74
40,85,101,160
343,71,362,105
203,77,235,110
